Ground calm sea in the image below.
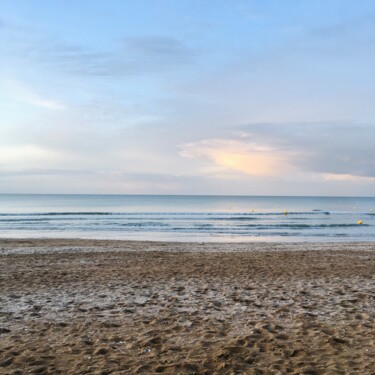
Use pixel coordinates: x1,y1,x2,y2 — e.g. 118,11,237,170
0,194,374,242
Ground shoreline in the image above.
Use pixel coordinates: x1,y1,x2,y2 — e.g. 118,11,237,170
1,233,375,244
1,239,374,373
1,237,374,255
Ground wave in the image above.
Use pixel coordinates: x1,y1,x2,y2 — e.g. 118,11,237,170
0,212,114,216
0,210,342,217
2,223,367,229
253,224,370,229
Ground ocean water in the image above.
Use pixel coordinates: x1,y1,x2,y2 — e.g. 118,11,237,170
0,194,374,242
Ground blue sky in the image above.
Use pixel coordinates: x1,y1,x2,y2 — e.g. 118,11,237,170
1,0,374,195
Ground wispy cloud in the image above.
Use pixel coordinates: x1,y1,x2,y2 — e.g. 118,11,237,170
323,173,375,183
0,144,61,166
4,80,65,110
27,36,195,77
0,167,92,177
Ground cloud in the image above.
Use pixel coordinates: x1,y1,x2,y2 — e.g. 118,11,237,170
22,94,65,110
180,139,292,176
122,36,193,63
323,173,375,183
0,167,216,194
180,122,375,181
0,168,92,177
307,13,375,40
240,122,375,178
30,36,194,77
0,145,61,167
4,80,65,110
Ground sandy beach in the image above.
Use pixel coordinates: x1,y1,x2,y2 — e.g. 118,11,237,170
0,239,374,374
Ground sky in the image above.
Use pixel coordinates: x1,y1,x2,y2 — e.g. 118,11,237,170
0,0,375,196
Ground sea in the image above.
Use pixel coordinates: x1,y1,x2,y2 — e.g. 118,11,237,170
0,194,374,242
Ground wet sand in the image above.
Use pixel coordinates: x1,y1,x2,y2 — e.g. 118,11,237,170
0,239,374,374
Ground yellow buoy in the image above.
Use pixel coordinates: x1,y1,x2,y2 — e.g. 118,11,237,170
357,220,363,225
284,210,288,215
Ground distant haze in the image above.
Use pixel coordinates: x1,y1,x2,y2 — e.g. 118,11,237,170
1,0,374,196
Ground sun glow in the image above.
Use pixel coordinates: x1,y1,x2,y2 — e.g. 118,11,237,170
211,150,283,176
180,139,289,176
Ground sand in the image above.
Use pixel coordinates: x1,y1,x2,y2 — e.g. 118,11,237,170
0,239,374,374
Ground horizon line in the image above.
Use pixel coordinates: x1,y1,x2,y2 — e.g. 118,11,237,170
0,193,374,199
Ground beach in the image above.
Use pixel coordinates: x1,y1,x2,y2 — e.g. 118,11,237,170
0,239,374,374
